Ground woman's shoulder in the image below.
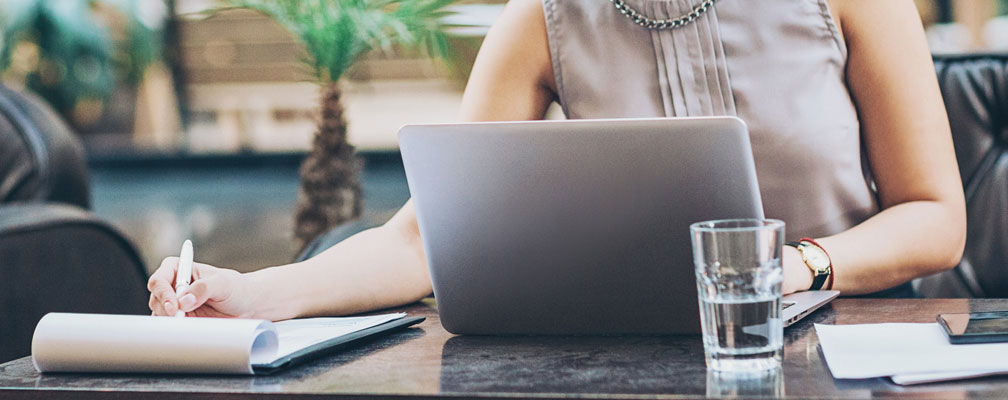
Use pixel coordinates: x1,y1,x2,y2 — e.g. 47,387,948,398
508,0,547,17
827,0,925,42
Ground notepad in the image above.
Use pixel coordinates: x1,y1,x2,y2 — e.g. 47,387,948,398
31,312,423,375
815,323,1008,385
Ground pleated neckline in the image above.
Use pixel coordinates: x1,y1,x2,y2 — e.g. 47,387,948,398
639,0,736,117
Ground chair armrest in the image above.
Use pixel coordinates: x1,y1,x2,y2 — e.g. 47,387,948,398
0,203,148,362
295,213,393,262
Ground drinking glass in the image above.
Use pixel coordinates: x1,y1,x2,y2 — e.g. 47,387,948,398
690,218,785,372
706,368,784,397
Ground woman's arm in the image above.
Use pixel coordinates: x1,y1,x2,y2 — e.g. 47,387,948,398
781,0,966,295
148,0,555,319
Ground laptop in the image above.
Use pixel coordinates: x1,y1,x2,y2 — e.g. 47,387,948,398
398,117,838,335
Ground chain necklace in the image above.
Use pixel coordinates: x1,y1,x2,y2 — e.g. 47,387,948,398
608,0,718,30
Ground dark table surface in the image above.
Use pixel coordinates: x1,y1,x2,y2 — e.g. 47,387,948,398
3,298,1008,399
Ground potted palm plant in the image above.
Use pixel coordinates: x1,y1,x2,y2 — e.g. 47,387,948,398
221,0,457,251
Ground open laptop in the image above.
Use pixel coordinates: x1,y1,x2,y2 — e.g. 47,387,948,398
398,117,838,335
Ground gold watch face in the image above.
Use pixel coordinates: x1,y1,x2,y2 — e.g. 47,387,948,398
802,245,831,273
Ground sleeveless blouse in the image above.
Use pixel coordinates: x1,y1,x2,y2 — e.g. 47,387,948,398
542,0,879,240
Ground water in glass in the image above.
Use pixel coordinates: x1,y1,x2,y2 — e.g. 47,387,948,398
698,291,782,371
691,219,784,372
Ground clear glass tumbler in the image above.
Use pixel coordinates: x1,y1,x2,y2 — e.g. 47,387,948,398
690,218,785,372
706,368,784,397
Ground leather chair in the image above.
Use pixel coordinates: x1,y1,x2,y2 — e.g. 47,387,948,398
914,54,1008,298
296,213,391,261
0,85,149,363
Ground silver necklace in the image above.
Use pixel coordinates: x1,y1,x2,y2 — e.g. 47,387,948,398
609,0,718,30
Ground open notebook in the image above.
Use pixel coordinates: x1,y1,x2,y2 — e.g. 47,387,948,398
31,312,424,375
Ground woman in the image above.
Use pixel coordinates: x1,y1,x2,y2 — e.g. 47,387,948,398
148,0,965,320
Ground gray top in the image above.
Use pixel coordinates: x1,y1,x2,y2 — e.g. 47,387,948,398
543,0,878,239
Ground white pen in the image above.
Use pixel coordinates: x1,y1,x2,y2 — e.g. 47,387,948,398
174,240,194,317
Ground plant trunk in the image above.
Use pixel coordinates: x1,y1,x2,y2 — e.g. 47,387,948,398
294,83,363,252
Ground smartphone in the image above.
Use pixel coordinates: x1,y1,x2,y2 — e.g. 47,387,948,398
937,311,1008,344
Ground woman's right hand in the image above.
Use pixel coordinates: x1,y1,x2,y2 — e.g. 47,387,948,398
147,257,258,318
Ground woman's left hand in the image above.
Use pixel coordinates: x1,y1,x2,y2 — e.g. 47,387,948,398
782,245,813,295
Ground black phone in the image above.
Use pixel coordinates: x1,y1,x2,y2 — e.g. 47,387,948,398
937,311,1008,344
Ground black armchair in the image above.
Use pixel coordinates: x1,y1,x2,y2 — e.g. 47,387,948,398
914,54,1008,298
0,86,149,363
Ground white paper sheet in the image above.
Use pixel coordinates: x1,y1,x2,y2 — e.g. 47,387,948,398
31,312,405,375
815,323,1008,384
890,370,1008,385
271,313,405,360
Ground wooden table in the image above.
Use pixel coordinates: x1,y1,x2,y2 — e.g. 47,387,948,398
3,298,1008,399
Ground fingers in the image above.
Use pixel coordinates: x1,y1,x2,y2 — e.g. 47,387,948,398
188,306,236,319
148,257,180,316
150,259,239,318
148,295,178,316
176,269,230,313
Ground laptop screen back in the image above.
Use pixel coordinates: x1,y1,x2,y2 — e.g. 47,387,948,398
400,117,763,334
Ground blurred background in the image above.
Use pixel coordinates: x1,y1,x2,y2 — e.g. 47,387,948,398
0,0,1004,274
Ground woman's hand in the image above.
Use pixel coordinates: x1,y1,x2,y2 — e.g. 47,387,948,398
782,246,813,295
147,258,259,318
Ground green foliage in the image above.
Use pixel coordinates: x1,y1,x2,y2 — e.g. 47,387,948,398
0,0,164,122
221,0,457,83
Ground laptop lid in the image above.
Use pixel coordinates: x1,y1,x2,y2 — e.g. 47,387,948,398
399,117,764,334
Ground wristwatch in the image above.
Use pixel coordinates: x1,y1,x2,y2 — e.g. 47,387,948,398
786,238,833,291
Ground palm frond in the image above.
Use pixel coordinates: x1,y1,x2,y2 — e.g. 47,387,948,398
219,0,458,83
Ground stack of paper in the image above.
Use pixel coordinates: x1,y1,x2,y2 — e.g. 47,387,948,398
816,323,1008,385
